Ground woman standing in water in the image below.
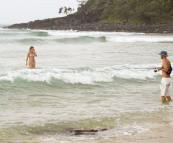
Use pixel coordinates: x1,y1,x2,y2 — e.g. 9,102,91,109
26,46,37,68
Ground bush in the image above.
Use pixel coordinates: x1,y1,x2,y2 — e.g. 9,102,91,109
78,0,173,24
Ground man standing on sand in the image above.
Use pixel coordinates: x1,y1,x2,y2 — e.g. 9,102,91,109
157,51,172,102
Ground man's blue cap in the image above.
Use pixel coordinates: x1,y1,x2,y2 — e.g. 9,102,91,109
159,51,168,57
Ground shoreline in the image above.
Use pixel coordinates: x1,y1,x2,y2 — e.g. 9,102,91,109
71,125,173,143
4,22,173,34
44,23,173,34
10,125,173,143
3,125,173,143
104,124,173,143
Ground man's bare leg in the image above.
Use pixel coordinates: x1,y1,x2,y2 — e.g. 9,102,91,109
166,96,171,101
162,96,166,102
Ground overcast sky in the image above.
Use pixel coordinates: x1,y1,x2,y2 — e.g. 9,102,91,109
0,0,78,24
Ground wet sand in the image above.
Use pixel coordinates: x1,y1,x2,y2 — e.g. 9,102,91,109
70,125,173,143
98,125,173,143
128,138,173,143
4,124,173,143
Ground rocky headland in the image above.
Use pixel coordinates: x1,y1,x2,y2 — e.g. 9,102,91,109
4,0,173,33
5,16,173,33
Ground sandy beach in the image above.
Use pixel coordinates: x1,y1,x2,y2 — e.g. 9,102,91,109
100,125,173,143
72,125,173,143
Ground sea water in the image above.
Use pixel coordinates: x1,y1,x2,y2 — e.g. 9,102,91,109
0,25,173,142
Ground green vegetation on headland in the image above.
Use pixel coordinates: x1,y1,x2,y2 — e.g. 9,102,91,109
5,0,173,33
78,0,173,24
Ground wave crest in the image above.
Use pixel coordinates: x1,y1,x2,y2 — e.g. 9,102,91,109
0,65,159,85
55,36,106,43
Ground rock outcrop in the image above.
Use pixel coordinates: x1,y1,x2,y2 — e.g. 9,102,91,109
6,13,83,29
4,0,173,33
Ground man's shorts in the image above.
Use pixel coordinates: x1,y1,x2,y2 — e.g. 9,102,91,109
160,78,171,97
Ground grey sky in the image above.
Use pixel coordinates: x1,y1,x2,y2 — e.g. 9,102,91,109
0,0,78,24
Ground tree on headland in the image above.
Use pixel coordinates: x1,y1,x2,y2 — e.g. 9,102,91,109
77,0,88,7
59,7,63,14
58,0,91,23
79,0,173,24
58,0,173,24
58,0,87,16
59,7,74,16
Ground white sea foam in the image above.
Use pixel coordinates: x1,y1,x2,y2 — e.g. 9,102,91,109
98,123,150,138
2,29,172,43
44,30,145,37
31,30,173,43
107,35,173,43
0,64,159,84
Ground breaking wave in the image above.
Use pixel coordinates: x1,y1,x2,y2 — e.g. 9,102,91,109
0,64,159,85
54,36,106,43
1,29,173,43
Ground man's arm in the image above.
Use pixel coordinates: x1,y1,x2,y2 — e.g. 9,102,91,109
157,62,163,71
161,60,169,72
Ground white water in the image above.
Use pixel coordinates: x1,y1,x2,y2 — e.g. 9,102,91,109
0,28,173,142
0,64,160,84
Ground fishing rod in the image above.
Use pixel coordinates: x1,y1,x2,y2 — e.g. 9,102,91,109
131,67,159,72
130,67,157,70
116,67,159,72
133,67,156,69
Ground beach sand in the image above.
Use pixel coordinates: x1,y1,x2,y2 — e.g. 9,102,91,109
69,125,173,143
98,125,173,143
127,138,173,143
98,138,173,143
19,125,172,143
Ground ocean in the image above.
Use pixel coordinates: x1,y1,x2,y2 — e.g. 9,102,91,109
0,25,173,142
